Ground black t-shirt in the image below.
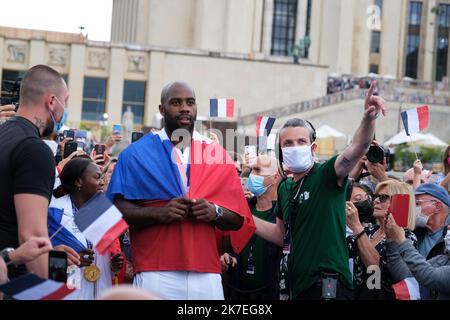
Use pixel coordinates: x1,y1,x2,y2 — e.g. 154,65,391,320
0,116,55,258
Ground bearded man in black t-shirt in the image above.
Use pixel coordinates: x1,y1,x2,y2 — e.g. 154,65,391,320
0,64,69,279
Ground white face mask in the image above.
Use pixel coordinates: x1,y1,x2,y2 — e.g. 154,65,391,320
415,206,429,228
282,145,314,173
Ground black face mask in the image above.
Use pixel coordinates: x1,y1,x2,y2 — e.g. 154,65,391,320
353,200,374,223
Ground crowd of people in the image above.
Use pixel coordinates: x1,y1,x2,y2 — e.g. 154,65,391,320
0,64,449,301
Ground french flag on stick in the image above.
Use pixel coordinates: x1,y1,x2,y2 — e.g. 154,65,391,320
209,98,234,118
74,193,128,255
392,277,421,300
401,106,429,136
0,274,74,300
256,116,276,137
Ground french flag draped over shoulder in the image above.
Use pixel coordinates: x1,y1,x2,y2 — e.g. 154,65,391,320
392,277,421,300
256,116,276,137
0,274,74,300
74,193,129,255
107,132,255,254
189,140,256,253
209,98,234,118
401,106,429,136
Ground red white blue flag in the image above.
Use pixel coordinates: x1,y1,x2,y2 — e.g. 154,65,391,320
74,193,128,255
209,98,234,118
0,274,74,300
392,277,421,300
256,116,276,137
401,106,429,136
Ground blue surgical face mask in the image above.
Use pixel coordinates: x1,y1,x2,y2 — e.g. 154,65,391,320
248,174,269,197
50,96,68,133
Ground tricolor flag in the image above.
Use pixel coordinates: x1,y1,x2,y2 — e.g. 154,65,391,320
401,106,429,136
392,277,421,300
209,98,234,118
256,116,276,137
0,274,74,300
74,193,128,255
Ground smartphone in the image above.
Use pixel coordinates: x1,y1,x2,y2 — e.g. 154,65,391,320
63,130,75,140
76,141,85,151
389,194,410,228
48,250,68,283
94,144,106,155
63,141,78,158
244,145,257,167
113,124,122,136
240,177,249,191
131,131,144,143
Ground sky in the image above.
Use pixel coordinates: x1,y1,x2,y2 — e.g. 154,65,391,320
0,0,113,41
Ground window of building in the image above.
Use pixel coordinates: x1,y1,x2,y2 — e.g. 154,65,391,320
436,4,450,81
370,64,379,74
81,77,107,122
271,0,298,56
371,31,381,53
122,80,145,125
405,1,422,79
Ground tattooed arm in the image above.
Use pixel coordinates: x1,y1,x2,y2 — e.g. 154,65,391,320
335,81,387,186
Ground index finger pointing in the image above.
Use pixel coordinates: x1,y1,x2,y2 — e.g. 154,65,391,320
367,80,377,98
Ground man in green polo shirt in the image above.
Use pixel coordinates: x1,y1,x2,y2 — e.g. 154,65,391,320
253,81,387,300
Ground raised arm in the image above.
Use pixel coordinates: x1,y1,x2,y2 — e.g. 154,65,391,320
335,81,387,186
253,216,284,247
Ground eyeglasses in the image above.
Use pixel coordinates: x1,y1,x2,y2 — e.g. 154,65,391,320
415,199,437,206
373,194,390,203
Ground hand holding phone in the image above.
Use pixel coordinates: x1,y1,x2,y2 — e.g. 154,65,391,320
113,124,122,136
94,144,106,156
63,142,78,159
48,250,68,283
389,194,410,228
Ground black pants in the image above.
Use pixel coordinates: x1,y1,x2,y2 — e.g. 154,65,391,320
294,280,354,300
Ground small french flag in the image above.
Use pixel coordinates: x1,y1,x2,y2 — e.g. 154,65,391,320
209,98,234,118
74,193,128,255
392,277,421,300
0,274,74,300
256,116,276,137
401,106,429,136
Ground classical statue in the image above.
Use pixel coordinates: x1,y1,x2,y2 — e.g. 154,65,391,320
122,105,134,142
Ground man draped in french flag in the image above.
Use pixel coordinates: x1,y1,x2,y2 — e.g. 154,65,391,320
107,82,255,300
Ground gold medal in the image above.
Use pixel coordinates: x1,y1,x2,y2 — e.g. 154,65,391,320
84,265,101,282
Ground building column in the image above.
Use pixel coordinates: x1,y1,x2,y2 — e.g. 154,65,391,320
379,0,404,77
421,0,437,81
309,0,323,65
351,0,372,76
29,40,46,67
296,0,308,43
67,44,86,128
261,0,274,56
106,47,126,127
145,51,166,126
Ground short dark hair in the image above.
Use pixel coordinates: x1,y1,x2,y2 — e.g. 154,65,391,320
53,157,93,198
281,118,316,143
20,64,65,105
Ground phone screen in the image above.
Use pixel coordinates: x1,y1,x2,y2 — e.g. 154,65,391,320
389,194,410,228
63,130,75,140
132,132,144,143
48,250,68,283
95,144,106,155
64,142,78,158
113,124,122,136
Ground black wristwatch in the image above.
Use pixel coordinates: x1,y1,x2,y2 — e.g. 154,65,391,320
0,247,14,264
214,204,223,220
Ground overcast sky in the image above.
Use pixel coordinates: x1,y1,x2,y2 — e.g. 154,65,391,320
0,0,113,41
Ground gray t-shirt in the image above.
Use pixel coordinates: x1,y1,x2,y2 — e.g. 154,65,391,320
419,228,444,257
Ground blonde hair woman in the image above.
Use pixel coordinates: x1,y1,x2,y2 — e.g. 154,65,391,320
346,179,417,299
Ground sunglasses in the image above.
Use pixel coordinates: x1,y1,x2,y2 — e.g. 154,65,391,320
373,194,390,203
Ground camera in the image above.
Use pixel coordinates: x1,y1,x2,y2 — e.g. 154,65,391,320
366,145,385,164
0,78,22,111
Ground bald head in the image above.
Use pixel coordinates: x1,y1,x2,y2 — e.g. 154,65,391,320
251,155,279,176
19,65,66,106
160,81,195,105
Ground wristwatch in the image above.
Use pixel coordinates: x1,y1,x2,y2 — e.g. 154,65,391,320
214,204,223,220
0,247,14,265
